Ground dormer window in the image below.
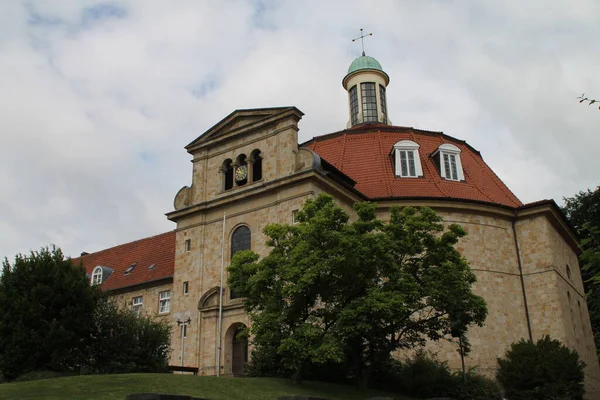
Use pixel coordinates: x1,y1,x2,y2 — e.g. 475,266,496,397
433,143,464,181
91,266,102,285
393,140,423,178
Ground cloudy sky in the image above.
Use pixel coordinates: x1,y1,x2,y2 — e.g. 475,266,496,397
1,0,599,260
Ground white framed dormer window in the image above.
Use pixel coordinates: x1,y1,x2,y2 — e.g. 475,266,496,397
158,290,171,314
393,140,423,178
132,296,143,316
91,266,103,285
434,143,465,181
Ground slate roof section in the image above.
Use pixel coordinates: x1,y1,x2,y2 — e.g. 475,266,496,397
72,231,176,291
303,124,522,208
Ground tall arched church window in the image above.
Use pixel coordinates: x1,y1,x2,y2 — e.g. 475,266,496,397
392,140,423,178
433,143,465,181
235,154,248,186
231,226,251,258
223,159,233,190
361,82,378,122
250,149,262,182
349,85,359,126
230,226,251,300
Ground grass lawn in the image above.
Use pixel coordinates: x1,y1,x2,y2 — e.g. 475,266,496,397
0,373,411,400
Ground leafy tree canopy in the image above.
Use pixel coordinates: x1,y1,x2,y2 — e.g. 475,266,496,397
497,335,586,400
0,246,99,380
228,193,487,385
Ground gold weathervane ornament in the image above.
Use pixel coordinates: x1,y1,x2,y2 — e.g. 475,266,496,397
352,28,373,56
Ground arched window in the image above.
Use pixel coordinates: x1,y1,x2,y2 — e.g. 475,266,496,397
231,226,251,257
235,154,248,186
230,226,251,300
222,159,233,190
250,149,262,182
91,266,103,285
567,264,572,280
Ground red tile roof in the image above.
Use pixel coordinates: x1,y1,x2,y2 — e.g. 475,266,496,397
71,231,176,291
303,125,522,208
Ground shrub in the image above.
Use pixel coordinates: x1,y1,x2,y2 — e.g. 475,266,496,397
497,335,586,400
85,298,171,374
392,349,455,398
450,369,503,400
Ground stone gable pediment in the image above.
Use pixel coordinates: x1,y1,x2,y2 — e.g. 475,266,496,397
185,106,303,153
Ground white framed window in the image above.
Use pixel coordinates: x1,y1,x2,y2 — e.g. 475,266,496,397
132,296,143,316
184,239,191,252
159,290,171,314
91,266,103,285
183,281,189,295
292,210,299,224
392,140,423,178
434,143,464,181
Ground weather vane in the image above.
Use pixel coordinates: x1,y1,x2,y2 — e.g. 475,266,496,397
352,28,373,56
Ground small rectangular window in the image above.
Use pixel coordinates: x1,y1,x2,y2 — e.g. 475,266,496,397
398,150,417,177
159,290,171,314
183,281,189,295
443,153,459,180
184,239,191,252
132,296,143,316
230,288,241,300
292,209,299,224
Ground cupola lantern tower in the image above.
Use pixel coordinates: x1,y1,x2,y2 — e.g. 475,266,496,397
342,55,391,128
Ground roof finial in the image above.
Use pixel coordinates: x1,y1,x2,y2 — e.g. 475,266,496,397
352,28,373,56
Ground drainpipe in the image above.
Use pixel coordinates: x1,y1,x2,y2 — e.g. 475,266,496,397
512,211,533,341
216,212,226,376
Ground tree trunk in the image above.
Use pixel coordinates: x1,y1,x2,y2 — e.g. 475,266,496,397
293,362,303,385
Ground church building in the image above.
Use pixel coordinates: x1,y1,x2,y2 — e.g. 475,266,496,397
75,53,600,395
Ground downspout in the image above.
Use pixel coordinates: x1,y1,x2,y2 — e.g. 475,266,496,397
512,211,533,341
216,212,226,376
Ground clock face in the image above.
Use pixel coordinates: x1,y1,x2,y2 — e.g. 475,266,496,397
235,165,248,182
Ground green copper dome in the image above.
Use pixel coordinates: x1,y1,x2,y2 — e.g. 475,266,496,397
347,55,384,74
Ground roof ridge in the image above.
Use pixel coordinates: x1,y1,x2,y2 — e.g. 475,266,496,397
340,134,348,171
76,230,175,260
423,135,451,198
467,147,522,207
377,131,393,197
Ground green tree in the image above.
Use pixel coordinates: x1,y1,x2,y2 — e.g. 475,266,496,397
228,193,487,386
85,297,171,374
497,336,586,400
563,187,600,355
0,247,100,380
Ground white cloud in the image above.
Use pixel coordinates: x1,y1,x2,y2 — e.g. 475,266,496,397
1,0,599,260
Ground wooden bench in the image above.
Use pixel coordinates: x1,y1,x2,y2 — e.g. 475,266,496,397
168,365,199,375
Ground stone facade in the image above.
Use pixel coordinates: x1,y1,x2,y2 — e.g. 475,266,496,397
87,104,600,398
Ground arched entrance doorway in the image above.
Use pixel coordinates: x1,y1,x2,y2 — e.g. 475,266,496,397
228,323,248,376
